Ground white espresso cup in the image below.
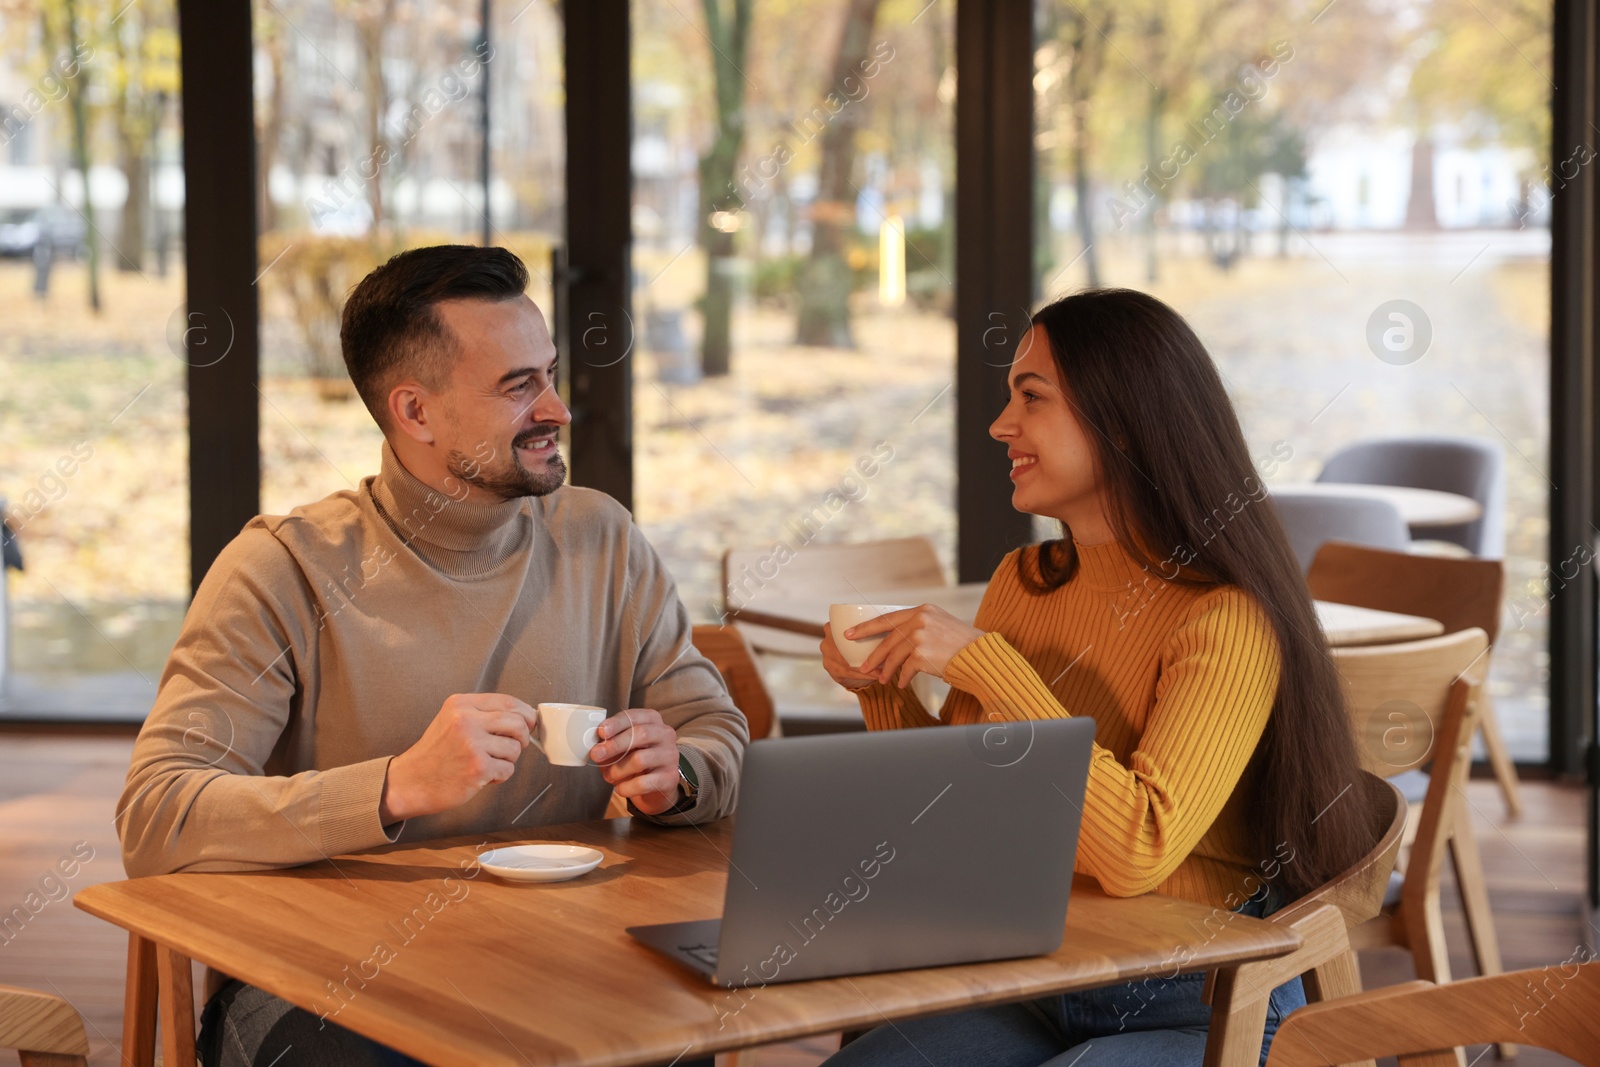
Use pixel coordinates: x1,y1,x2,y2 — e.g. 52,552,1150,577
533,703,607,766
829,603,912,668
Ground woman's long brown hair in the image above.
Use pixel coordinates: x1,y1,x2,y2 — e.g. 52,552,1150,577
1018,287,1377,902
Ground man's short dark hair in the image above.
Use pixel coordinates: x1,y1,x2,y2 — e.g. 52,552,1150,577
340,244,529,427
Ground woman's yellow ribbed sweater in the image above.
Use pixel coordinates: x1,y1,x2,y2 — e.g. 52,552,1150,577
858,538,1281,908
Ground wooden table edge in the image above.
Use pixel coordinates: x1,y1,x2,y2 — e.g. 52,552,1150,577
735,602,1448,650
75,860,1304,1067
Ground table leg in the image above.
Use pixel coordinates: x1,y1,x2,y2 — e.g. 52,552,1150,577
155,945,197,1067
121,932,157,1067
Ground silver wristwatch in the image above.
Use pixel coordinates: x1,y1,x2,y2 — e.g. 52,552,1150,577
675,751,700,809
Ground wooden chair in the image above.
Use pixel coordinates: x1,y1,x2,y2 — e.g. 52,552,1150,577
1310,546,1514,1020
605,625,778,820
1329,627,1514,1057
1265,963,1600,1067
690,623,777,742
1307,541,1520,816
1202,771,1407,1067
721,536,946,658
0,983,90,1066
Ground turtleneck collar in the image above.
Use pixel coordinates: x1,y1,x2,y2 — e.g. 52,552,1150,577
368,441,531,578
1072,537,1167,594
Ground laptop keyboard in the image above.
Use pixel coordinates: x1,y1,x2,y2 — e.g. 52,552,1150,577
679,942,719,967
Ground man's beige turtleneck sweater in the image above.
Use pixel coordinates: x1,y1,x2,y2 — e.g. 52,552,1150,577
117,442,747,877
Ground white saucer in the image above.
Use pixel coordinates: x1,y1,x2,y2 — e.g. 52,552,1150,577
478,844,605,883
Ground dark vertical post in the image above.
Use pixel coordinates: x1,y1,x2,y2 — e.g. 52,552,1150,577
1551,0,1600,926
481,0,492,246
1550,0,1596,781
562,0,633,509
955,0,1034,581
178,0,260,593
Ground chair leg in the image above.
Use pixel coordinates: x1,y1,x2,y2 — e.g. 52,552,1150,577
1402,890,1453,986
17,1054,88,1066
1201,967,1271,1067
1475,693,1523,818
1302,946,1363,1003
1448,799,1516,1059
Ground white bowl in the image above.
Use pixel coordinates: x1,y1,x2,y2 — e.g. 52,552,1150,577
478,844,605,883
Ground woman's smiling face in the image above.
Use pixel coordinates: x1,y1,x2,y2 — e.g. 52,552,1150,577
989,324,1113,540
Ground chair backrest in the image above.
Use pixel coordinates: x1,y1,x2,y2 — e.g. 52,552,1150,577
1332,630,1487,980
1270,491,1410,572
1265,965,1600,1066
1307,542,1505,644
723,536,947,657
1270,771,1406,933
1329,627,1488,780
1317,436,1505,558
0,983,89,1065
721,535,946,618
691,624,776,741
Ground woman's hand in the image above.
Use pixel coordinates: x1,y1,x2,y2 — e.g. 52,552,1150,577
851,604,986,688
820,623,882,691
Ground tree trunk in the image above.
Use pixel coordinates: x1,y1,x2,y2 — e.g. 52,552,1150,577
1404,135,1439,230
794,0,881,348
1061,7,1107,290
110,2,149,272
117,135,146,271
697,0,753,377
61,0,100,311
357,8,392,233
257,30,286,233
1070,101,1100,289
1142,84,1166,284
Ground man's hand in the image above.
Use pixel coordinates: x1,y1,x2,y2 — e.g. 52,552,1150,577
588,708,683,816
852,604,985,688
380,694,537,824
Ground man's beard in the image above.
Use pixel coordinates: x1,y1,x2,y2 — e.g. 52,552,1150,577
446,434,567,499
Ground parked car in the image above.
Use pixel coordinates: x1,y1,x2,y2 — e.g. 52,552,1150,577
0,206,86,259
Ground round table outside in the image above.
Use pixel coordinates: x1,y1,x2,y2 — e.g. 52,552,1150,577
1271,482,1483,528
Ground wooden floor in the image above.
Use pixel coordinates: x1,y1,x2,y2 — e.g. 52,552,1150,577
0,730,1589,1067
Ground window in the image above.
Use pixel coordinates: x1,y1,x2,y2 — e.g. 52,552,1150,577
1035,0,1553,758
0,1,186,719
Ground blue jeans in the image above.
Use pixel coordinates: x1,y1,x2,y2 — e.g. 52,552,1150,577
197,980,426,1066
822,970,1305,1067
197,979,717,1067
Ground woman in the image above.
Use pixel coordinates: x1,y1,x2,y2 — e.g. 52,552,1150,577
819,289,1378,1067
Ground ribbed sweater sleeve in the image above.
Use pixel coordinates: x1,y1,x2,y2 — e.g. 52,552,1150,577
941,586,1279,896
858,683,939,730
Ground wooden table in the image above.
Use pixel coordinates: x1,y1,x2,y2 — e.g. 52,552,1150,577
730,583,1444,648
1270,482,1483,529
78,818,1301,1067
1312,600,1443,645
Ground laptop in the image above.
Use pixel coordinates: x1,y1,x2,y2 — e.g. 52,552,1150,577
627,717,1094,988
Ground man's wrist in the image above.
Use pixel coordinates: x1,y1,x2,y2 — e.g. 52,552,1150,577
667,749,700,814
379,754,416,824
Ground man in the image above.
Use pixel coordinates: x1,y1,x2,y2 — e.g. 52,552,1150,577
117,245,748,1065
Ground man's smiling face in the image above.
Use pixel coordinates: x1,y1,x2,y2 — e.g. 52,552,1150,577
427,295,571,500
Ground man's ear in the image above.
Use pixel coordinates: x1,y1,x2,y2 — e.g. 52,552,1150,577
387,382,436,445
